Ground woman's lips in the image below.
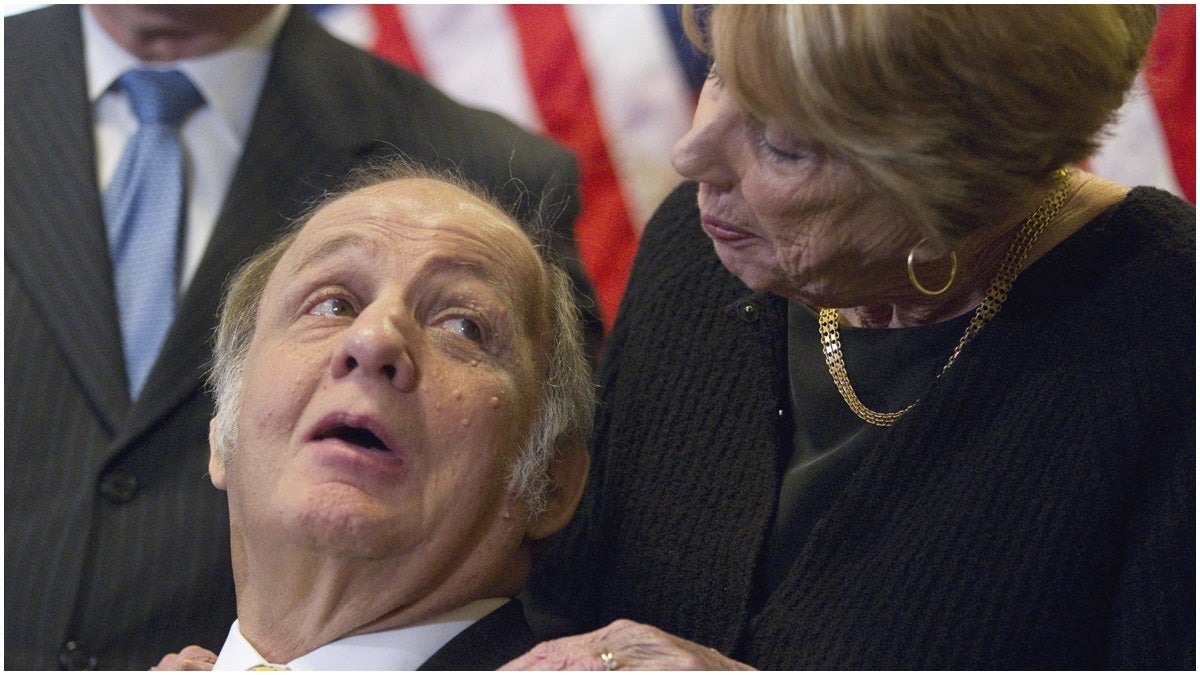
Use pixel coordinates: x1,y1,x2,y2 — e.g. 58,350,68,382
701,214,755,242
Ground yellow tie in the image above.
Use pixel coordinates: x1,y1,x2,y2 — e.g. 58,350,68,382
248,665,289,671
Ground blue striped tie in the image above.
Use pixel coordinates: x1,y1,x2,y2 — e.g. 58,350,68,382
103,69,203,399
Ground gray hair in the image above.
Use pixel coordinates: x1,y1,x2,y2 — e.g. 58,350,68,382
209,161,594,522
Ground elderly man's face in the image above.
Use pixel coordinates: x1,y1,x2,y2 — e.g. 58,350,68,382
210,178,547,602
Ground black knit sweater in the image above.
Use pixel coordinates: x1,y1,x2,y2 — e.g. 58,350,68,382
531,182,1195,669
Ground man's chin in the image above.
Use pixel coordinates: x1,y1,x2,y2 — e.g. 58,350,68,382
287,485,409,560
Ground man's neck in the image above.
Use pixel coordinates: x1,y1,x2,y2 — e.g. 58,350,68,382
216,598,510,670
231,542,529,664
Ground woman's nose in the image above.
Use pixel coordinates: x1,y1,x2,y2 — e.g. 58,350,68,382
670,81,738,189
330,304,417,391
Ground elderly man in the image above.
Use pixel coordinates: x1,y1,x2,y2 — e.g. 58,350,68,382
158,165,592,670
7,5,599,668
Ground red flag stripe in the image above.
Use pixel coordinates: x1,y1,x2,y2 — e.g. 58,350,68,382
368,5,425,75
1145,3,1196,202
508,5,637,328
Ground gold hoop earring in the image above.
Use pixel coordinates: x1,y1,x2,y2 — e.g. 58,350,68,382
906,238,957,296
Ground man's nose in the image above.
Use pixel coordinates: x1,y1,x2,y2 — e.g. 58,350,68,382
330,304,417,391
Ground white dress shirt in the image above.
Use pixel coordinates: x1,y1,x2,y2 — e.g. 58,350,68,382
82,5,289,293
211,597,509,670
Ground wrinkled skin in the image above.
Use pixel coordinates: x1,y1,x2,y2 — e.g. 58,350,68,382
500,620,756,671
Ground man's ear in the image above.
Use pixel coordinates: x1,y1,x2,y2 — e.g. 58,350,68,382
208,418,228,491
526,443,589,541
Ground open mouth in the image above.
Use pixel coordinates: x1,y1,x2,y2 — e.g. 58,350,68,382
315,424,390,452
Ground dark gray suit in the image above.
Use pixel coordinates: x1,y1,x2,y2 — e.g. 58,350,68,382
5,6,586,670
417,599,539,671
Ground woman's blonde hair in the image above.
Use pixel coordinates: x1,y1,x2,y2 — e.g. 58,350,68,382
687,5,1157,245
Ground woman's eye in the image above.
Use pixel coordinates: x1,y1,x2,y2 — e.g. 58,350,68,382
758,129,813,163
764,141,806,161
440,316,484,343
308,297,356,317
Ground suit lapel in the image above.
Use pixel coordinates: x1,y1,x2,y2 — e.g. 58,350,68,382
117,9,390,448
4,5,130,431
418,600,538,670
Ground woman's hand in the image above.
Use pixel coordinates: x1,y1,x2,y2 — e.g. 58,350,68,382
500,619,756,670
149,645,217,671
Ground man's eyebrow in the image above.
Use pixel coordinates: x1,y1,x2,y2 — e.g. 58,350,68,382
292,231,508,290
412,254,505,291
290,233,374,271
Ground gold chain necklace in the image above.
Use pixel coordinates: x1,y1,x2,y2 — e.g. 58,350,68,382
818,167,1071,427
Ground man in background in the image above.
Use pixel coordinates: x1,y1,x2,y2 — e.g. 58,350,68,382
5,5,593,669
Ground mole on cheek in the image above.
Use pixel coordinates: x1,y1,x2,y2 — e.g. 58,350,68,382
489,396,501,409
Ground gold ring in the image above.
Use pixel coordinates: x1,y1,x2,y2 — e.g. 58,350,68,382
599,649,618,670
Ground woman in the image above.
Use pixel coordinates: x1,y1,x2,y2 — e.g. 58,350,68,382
513,5,1194,670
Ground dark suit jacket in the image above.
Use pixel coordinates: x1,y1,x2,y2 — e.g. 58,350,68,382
5,6,585,670
418,599,538,671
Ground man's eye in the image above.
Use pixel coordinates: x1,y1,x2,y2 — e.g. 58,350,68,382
440,317,484,343
308,297,356,317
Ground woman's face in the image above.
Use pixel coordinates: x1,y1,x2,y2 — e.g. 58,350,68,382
670,73,917,308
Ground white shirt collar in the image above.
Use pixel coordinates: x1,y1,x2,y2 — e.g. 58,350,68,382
212,598,510,671
81,4,290,141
